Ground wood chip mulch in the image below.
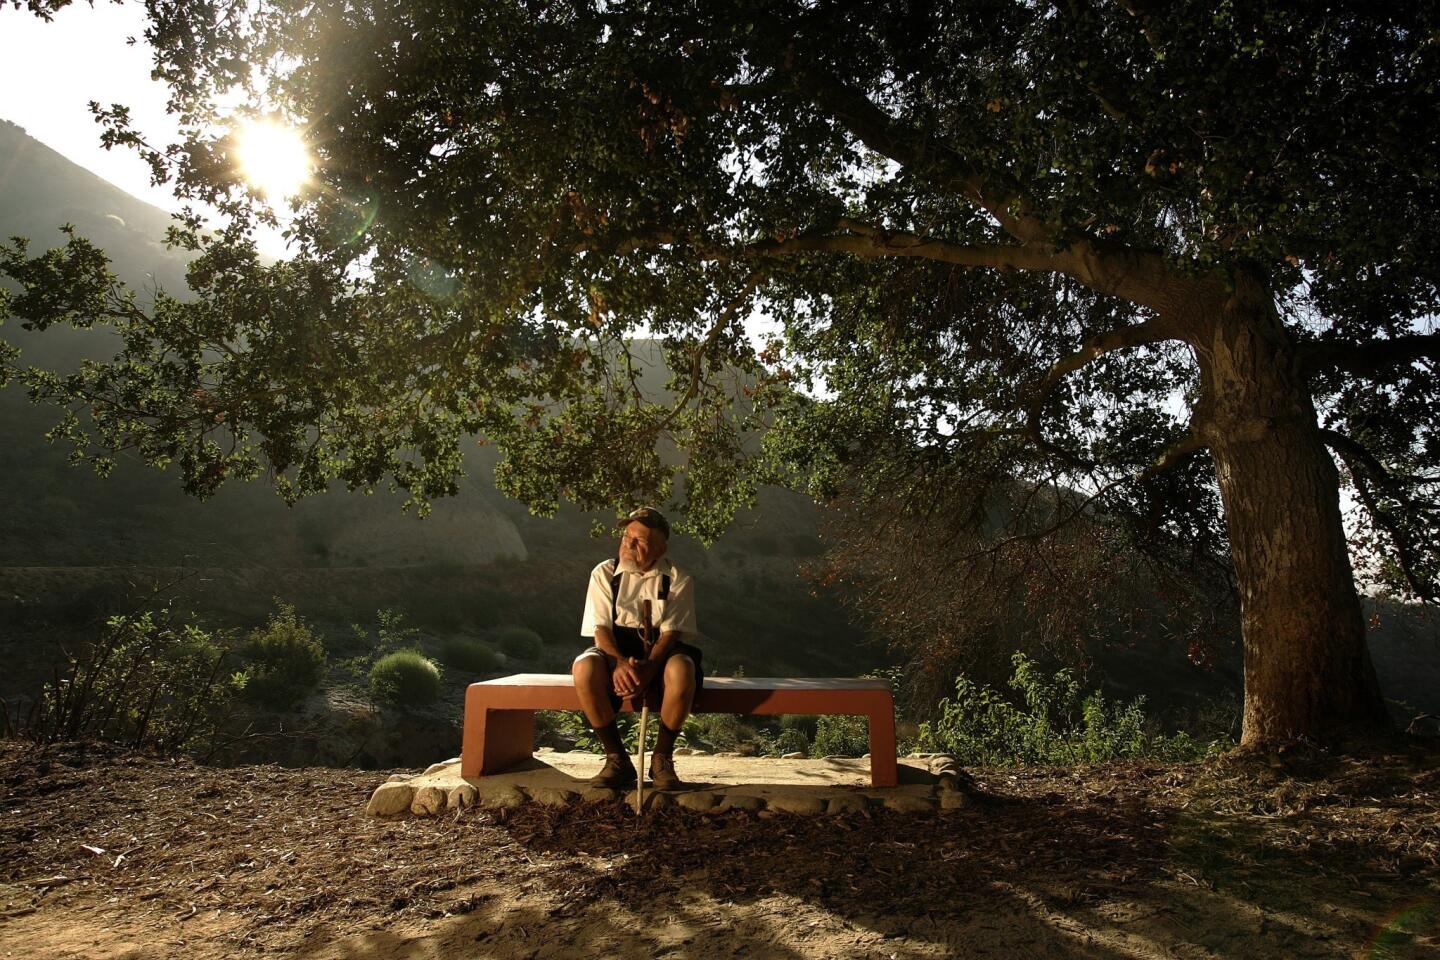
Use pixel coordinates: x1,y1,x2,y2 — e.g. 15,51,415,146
1,738,1436,954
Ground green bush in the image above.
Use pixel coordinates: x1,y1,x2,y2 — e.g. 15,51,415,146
918,652,1227,766
773,727,811,756
27,609,245,757
779,713,819,739
686,713,755,751
812,715,869,757
440,636,503,674
369,649,443,706
493,625,544,660
243,601,327,709
334,609,423,688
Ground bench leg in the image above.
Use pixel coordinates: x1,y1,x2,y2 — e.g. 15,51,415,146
460,706,535,778
867,708,898,788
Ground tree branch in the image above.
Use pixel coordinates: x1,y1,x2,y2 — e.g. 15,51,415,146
1325,430,1437,603
1300,333,1440,377
1019,318,1182,469
749,222,1070,272
735,218,1189,313
1027,319,1178,429
579,220,1075,276
786,63,1050,244
1320,429,1437,488
654,269,768,432
782,64,1192,313
1140,429,1209,481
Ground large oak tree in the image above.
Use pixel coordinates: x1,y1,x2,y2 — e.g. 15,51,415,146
3,1,1437,745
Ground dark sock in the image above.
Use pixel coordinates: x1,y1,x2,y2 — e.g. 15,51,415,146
593,721,626,757
654,721,680,757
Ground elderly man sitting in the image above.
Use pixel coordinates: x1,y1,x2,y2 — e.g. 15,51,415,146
572,506,703,790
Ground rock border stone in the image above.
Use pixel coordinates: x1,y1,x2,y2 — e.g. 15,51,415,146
365,754,972,819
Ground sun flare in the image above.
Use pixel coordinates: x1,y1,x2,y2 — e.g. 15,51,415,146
235,119,311,201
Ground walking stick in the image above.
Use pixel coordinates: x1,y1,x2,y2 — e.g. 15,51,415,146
635,599,654,815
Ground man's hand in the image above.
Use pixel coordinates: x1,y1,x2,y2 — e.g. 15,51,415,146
612,657,660,697
611,658,640,697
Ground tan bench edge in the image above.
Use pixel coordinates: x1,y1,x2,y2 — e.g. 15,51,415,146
460,674,898,788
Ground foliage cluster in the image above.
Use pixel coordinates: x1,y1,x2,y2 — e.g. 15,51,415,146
332,608,423,689
241,601,327,709
538,708,644,753
918,653,1227,766
772,723,811,757
540,708,836,758
811,715,871,758
19,608,244,758
327,608,448,707
816,489,1240,711
526,651,1233,765
368,650,443,707
683,713,752,753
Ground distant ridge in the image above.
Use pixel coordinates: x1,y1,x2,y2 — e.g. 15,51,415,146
0,117,191,298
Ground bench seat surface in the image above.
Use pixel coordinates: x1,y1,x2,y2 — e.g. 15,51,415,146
461,673,899,786
466,674,892,714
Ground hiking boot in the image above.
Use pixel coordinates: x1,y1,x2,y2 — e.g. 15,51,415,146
588,753,637,789
649,751,681,790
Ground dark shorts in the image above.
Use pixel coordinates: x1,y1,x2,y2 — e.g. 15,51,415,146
578,627,704,711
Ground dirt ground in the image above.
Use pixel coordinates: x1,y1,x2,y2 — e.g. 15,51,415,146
1,740,1437,959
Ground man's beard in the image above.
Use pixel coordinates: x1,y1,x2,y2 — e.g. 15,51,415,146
616,556,645,574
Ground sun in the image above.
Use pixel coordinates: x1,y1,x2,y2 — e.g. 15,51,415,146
234,119,311,201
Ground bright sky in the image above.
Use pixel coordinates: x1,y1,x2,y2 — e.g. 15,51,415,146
0,1,291,258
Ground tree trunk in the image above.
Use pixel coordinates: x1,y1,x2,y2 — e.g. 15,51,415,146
1195,275,1390,746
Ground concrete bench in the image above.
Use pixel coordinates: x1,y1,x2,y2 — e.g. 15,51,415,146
461,673,898,788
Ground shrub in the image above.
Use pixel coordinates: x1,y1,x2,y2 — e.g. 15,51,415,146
335,609,423,687
779,713,819,739
493,625,543,660
369,650,443,706
917,652,1227,766
773,727,811,756
812,715,869,757
686,713,755,752
440,636,503,674
26,609,245,757
243,601,327,709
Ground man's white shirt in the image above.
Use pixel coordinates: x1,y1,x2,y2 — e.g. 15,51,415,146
580,556,697,639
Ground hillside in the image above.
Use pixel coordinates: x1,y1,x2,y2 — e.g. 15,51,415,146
0,119,185,288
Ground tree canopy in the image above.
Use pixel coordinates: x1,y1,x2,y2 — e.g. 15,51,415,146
3,0,1437,743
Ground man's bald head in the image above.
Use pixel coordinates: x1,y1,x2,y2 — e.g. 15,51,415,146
618,518,667,573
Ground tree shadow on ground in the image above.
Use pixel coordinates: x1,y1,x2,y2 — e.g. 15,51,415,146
4,741,1435,959
484,760,1438,959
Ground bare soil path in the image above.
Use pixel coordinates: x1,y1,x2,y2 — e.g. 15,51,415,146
1,741,1436,959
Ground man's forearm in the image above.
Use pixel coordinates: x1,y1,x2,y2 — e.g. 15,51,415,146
592,626,625,660
647,631,682,662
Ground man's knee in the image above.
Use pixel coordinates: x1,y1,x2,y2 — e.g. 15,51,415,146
664,653,695,689
573,651,606,683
